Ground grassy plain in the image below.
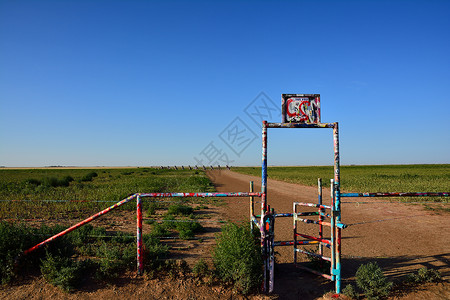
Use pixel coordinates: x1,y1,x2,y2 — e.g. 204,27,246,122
234,164,450,203
0,168,215,220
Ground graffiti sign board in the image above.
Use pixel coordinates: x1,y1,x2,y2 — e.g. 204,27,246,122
281,94,320,124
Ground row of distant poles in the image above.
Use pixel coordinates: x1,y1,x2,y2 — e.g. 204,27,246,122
158,165,231,170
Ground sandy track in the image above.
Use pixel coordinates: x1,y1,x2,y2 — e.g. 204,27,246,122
206,169,450,299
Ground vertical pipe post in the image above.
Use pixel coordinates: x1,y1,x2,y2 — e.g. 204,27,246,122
293,202,297,265
136,195,143,275
333,122,341,294
318,178,323,261
330,179,336,282
250,181,254,230
261,120,268,293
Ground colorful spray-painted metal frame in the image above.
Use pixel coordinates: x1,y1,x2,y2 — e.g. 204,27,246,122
259,120,343,294
281,94,321,124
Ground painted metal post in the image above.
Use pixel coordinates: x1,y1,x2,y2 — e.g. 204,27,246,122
318,178,324,265
261,120,268,293
293,202,298,265
330,179,336,283
250,181,254,231
137,195,143,275
333,122,341,294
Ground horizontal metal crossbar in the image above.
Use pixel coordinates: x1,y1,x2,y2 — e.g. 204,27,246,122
296,233,331,245
294,202,332,209
139,192,264,198
274,240,320,247
294,217,332,227
266,122,335,129
340,192,449,198
295,248,332,262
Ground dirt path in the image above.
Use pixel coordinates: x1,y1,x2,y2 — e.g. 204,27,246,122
206,169,450,299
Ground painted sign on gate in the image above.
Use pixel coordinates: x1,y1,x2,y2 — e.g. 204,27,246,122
281,94,320,123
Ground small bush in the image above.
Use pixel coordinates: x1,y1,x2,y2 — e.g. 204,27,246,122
147,202,159,216
81,172,98,182
406,267,441,284
193,259,209,277
40,254,89,292
0,222,33,284
167,204,193,216
176,221,204,239
162,215,177,229
356,262,393,300
213,222,263,294
149,223,169,237
95,242,135,279
342,284,359,299
25,178,41,186
143,234,169,262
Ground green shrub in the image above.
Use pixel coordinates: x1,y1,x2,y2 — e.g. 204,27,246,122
25,178,41,186
162,215,177,229
342,284,359,299
40,254,89,292
213,222,263,294
167,204,193,216
143,234,169,262
356,262,393,300
193,259,209,277
39,176,73,187
149,223,169,237
406,267,441,284
95,242,135,279
176,221,204,239
81,172,98,182
146,202,159,216
0,222,33,284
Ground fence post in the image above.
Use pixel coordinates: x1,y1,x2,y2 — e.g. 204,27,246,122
261,120,268,293
318,178,323,267
333,122,341,294
137,195,143,275
250,181,254,230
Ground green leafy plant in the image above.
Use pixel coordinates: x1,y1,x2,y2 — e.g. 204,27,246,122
213,222,263,294
80,171,98,182
342,283,359,299
406,267,441,284
143,234,169,262
193,259,210,278
40,254,89,292
95,242,135,279
176,220,204,239
356,262,393,300
167,204,194,216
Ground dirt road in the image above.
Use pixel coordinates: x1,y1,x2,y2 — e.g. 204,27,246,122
206,169,450,299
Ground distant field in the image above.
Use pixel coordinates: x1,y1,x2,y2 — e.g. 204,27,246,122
0,168,215,220
234,164,450,203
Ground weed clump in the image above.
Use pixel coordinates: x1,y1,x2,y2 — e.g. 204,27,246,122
80,172,98,182
193,259,210,278
406,267,441,284
40,254,90,292
342,283,359,299
356,262,393,300
213,222,262,294
167,204,193,216
176,220,204,239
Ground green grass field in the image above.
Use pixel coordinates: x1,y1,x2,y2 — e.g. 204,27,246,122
234,164,450,203
0,168,216,220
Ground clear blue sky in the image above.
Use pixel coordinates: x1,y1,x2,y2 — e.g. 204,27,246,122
1,0,449,167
